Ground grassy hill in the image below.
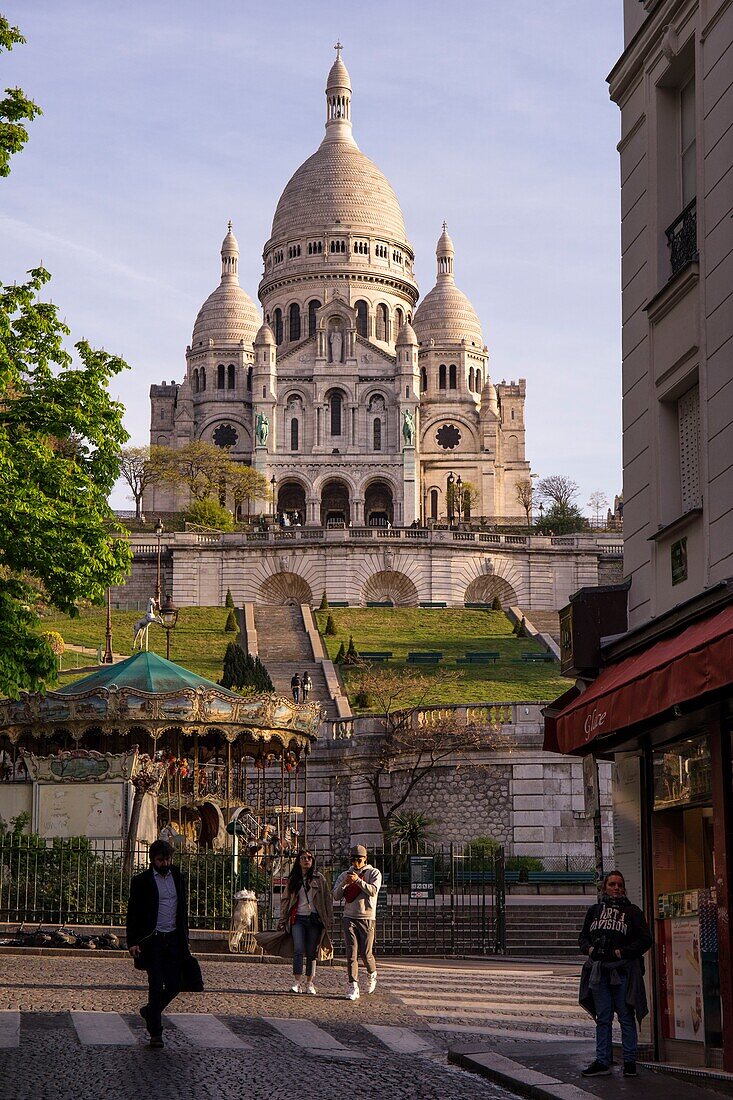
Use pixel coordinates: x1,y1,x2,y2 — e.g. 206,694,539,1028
315,608,566,708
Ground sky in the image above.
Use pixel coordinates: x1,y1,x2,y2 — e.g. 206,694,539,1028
1,0,624,514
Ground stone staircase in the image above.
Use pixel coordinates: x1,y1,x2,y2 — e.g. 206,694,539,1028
253,606,340,719
525,610,561,646
505,902,586,958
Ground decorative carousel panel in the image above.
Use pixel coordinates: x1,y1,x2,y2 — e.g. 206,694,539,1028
160,693,197,720
72,693,110,720
203,695,237,721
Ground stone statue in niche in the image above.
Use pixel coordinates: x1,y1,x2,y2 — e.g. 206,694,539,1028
402,409,415,446
329,328,343,364
256,411,269,446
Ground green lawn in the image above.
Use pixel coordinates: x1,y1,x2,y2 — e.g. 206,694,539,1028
315,608,567,708
41,607,234,686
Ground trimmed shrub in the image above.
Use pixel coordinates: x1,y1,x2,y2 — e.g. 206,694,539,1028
491,596,502,611
343,635,359,665
225,589,235,608
324,612,337,636
219,644,274,692
318,590,329,611
353,687,372,709
184,498,235,532
224,609,238,632
334,642,345,664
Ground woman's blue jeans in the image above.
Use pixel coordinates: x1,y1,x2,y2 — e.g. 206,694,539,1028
292,914,322,978
595,969,637,1065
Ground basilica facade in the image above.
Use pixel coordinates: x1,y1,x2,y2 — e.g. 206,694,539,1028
148,50,530,526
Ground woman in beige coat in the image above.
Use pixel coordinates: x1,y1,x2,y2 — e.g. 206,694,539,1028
279,850,333,994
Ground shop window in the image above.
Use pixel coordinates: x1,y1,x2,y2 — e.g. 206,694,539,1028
653,735,711,810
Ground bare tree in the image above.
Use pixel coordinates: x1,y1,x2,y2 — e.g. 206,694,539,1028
347,667,512,839
587,490,609,526
118,445,165,518
515,478,535,527
538,475,580,510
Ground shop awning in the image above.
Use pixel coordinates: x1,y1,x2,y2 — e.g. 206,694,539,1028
544,603,733,755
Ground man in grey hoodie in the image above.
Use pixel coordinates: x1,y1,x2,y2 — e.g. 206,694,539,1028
333,844,382,1001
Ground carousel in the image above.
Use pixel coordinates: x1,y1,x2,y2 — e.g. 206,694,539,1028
0,650,320,852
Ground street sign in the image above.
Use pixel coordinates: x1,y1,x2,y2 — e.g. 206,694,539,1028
409,855,435,900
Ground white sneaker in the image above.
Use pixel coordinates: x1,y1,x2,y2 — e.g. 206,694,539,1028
367,971,377,994
346,981,360,1001
306,981,317,995
290,981,303,994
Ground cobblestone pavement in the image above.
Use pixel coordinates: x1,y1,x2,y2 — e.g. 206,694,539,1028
0,955,520,1100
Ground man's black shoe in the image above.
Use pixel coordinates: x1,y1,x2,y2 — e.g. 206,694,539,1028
148,1036,164,1049
623,1062,638,1077
581,1061,612,1076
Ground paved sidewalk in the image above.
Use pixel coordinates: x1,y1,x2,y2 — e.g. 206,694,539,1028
449,1035,733,1099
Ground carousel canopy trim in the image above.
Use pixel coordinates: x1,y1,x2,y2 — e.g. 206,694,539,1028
57,651,236,697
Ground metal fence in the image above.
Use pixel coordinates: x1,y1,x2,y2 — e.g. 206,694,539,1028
0,837,506,954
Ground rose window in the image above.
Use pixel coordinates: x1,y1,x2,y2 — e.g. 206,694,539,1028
213,424,238,448
436,424,461,450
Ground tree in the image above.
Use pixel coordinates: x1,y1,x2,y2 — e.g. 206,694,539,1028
224,609,238,632
184,498,234,531
346,667,508,838
385,810,437,848
587,490,609,526
117,445,164,519
225,589,235,609
226,462,271,518
154,441,231,502
324,612,337,636
344,635,359,664
537,476,588,535
0,25,132,696
515,478,535,528
319,590,329,611
538,475,580,511
460,481,480,520
219,643,273,692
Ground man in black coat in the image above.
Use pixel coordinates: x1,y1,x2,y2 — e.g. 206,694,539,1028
126,839,191,1048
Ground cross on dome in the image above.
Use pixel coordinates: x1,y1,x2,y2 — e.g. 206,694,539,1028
334,40,343,60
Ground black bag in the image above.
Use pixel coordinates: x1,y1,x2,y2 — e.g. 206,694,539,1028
180,951,204,992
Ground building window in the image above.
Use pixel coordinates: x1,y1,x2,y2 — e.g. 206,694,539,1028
430,489,438,521
439,364,446,390
291,418,299,452
330,393,342,437
355,300,368,338
200,367,206,391
376,304,388,341
468,367,475,391
476,369,482,389
373,418,381,451
217,364,225,389
273,308,283,345
449,363,457,390
246,365,252,391
227,364,235,389
308,299,321,337
680,77,696,207
421,367,428,393
192,369,199,393
678,384,701,511
289,303,301,342
395,307,404,331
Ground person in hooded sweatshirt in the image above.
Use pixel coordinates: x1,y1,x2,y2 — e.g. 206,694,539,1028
578,869,653,1079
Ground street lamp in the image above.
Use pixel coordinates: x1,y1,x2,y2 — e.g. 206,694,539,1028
159,593,179,661
447,472,455,526
538,501,544,529
270,475,276,519
154,517,164,604
456,474,463,524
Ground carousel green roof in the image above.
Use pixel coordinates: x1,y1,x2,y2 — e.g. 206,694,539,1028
57,651,239,698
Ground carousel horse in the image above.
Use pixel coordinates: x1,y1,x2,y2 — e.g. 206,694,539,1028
132,597,164,651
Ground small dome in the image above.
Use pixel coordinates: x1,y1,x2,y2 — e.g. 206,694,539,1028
192,283,260,347
221,221,239,254
413,283,483,347
255,322,275,345
396,320,418,346
327,55,351,91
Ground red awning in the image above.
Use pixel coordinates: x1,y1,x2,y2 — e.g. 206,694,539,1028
544,603,733,755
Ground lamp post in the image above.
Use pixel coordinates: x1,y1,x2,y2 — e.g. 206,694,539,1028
270,475,276,519
447,472,455,526
456,474,463,525
538,501,544,530
154,517,164,604
102,587,114,664
159,593,179,661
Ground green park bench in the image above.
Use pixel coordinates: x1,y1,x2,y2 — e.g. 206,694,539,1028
407,651,443,665
419,601,447,608
360,651,393,663
327,601,349,607
521,651,556,662
527,870,595,885
366,601,394,607
456,651,501,665
464,602,492,610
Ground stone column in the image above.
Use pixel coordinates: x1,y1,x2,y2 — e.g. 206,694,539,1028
402,446,418,525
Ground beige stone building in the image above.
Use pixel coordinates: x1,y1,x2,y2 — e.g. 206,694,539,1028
148,50,530,526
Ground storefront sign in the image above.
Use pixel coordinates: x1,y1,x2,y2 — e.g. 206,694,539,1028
409,856,435,900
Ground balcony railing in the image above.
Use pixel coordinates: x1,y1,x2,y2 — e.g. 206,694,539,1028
666,198,698,278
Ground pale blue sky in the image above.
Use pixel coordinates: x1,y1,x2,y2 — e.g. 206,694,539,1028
2,0,624,513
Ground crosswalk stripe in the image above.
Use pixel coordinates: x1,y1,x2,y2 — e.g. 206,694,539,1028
363,1024,433,1054
263,1017,362,1059
166,1013,250,1049
411,1006,591,1024
70,1011,137,1046
399,996,588,1014
428,1022,591,1041
0,1011,20,1048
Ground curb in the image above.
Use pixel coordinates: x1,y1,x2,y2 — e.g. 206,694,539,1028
448,1049,597,1100
0,946,288,963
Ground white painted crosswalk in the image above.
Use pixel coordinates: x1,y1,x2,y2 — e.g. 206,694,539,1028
70,1010,137,1046
166,1012,251,1049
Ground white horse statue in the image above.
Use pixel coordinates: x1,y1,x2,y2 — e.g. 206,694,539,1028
133,597,164,651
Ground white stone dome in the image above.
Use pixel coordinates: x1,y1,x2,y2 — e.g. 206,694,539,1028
191,225,261,348
413,224,484,347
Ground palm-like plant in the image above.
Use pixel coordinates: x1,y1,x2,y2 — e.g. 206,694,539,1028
385,810,437,848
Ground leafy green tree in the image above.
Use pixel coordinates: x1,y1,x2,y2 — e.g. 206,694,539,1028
184,498,234,531
0,18,41,177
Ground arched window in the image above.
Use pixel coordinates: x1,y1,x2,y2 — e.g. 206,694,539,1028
200,367,206,391
430,489,438,521
449,363,457,389
439,364,447,390
192,369,199,393
289,303,301,342
355,300,368,338
395,307,404,331
330,393,342,437
376,303,388,341
373,418,382,451
291,418,299,452
475,369,482,390
469,366,475,391
217,364,225,389
308,299,321,337
246,365,252,391
228,364,235,389
273,308,283,345
421,366,428,393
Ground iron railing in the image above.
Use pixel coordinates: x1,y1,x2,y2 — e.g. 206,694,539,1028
666,198,698,278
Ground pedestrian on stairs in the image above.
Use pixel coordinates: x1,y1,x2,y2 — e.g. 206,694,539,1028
333,844,382,1001
301,671,313,701
291,672,301,703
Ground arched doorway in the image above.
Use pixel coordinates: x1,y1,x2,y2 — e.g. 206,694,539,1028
361,571,419,607
260,572,313,605
277,481,306,525
464,574,518,607
320,479,350,526
364,481,394,527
